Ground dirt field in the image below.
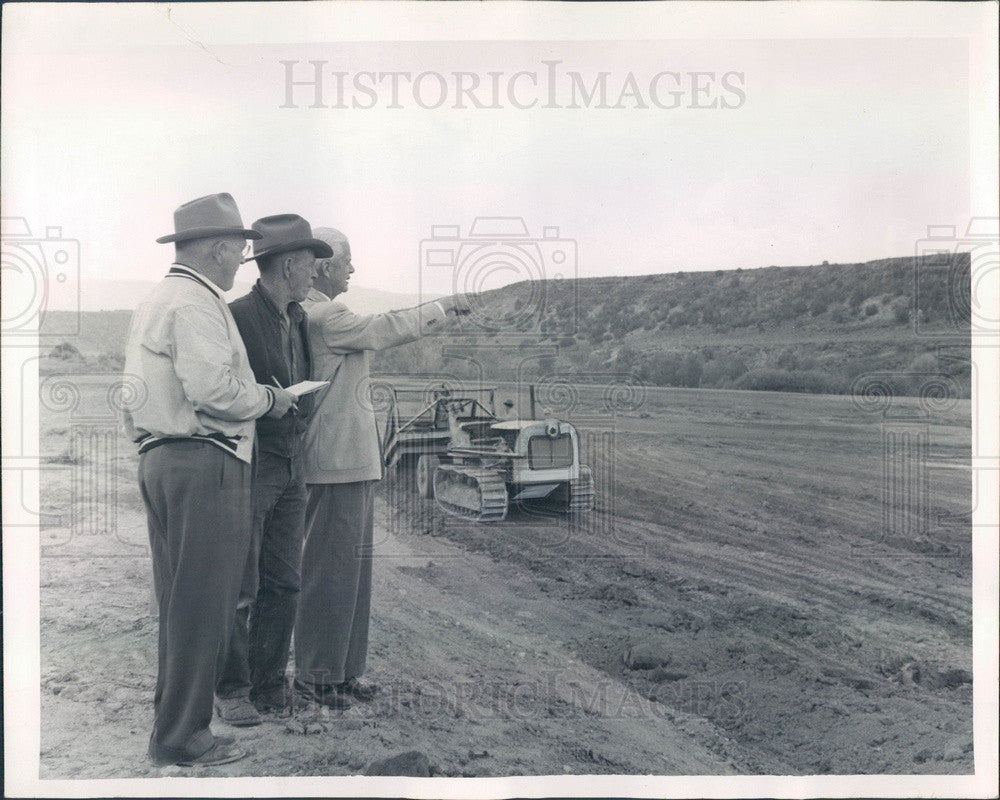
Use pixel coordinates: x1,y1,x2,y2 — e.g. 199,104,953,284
38,378,973,777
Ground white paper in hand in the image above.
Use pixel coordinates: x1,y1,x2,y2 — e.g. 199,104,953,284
284,380,329,398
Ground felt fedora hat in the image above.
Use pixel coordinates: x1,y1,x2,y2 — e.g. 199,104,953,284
156,193,262,244
245,214,334,263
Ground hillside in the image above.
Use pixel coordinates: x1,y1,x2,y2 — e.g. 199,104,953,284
373,254,972,398
40,254,971,397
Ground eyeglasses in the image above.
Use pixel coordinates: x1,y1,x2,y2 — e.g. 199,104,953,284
217,239,254,263
233,241,252,263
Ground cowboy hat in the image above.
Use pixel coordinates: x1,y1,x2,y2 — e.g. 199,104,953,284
244,214,334,263
156,193,261,244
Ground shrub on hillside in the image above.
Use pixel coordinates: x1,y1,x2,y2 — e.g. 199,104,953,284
775,349,798,370
683,351,704,387
612,344,640,373
49,342,84,361
864,303,879,317
701,355,749,388
848,286,867,311
734,369,845,395
666,307,691,327
908,352,938,373
702,306,722,325
638,351,704,388
890,297,911,324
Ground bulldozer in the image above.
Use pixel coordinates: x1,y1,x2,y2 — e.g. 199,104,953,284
381,384,595,522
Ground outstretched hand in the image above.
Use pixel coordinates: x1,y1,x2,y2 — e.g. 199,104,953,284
441,294,472,316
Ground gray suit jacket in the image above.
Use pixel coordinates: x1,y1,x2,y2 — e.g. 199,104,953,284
301,288,447,484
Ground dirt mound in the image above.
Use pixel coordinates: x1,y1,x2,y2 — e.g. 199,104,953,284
623,641,673,670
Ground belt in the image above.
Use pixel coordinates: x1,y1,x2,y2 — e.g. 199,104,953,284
136,431,239,455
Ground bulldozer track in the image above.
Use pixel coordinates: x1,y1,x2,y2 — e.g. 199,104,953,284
434,465,509,523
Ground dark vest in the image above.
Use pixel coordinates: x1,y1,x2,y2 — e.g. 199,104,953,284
229,281,313,455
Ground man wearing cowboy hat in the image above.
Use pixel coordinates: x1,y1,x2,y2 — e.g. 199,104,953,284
122,193,297,767
213,215,333,726
292,227,469,708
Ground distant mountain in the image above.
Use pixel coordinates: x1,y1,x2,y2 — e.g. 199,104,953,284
50,277,426,315
40,255,972,398
37,281,429,367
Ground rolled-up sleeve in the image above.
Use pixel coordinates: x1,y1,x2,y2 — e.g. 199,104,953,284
316,302,447,354
170,304,272,421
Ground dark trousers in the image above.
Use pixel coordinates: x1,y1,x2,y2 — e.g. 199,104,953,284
294,480,375,686
217,450,307,702
139,442,252,763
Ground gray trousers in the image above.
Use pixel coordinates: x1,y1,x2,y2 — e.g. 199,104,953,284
139,442,252,763
294,480,375,686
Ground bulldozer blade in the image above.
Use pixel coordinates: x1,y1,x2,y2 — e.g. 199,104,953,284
511,483,561,501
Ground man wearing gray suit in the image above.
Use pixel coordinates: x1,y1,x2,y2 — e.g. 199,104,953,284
293,227,468,707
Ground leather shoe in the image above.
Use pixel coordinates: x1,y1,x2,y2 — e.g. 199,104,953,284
175,736,246,767
251,687,289,715
293,679,352,710
336,676,377,702
214,695,261,727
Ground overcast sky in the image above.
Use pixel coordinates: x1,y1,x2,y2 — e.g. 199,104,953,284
2,2,996,305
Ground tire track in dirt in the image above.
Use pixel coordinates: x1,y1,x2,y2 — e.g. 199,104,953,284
367,525,754,774
405,497,972,774
368,511,773,774
38,384,973,777
383,388,973,774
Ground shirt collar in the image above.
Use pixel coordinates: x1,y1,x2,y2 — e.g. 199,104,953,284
253,280,305,323
169,263,225,296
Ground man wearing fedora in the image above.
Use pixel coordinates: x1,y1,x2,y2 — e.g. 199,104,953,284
122,193,296,767
292,227,469,708
214,215,333,726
